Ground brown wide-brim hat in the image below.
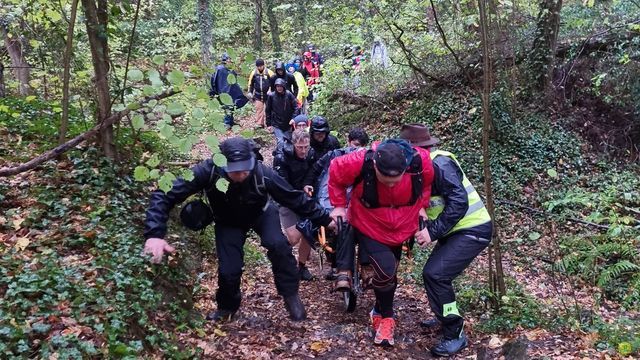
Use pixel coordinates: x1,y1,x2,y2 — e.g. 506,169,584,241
400,123,440,147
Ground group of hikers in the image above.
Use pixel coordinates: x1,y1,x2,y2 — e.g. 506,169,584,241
144,47,491,357
209,44,328,131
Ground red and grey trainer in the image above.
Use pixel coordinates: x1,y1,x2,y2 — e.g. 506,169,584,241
369,308,382,336
374,317,395,347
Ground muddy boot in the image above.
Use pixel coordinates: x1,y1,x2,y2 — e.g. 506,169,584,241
334,271,351,292
431,332,468,357
206,309,236,323
360,265,375,290
283,293,307,321
298,264,314,281
419,318,440,328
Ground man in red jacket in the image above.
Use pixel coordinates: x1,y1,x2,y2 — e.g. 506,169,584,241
328,139,434,347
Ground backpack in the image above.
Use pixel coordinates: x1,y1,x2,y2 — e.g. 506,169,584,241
180,160,267,231
357,149,423,209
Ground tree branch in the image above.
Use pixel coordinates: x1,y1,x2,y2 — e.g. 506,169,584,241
429,0,472,83
0,90,180,177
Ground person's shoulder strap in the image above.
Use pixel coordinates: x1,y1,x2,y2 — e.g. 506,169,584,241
357,150,378,208
253,161,267,196
204,162,220,192
408,149,424,205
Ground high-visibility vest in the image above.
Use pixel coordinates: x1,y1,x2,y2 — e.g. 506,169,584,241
426,150,491,235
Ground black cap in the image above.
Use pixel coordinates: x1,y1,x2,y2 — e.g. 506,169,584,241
219,137,255,172
256,58,265,66
374,142,408,177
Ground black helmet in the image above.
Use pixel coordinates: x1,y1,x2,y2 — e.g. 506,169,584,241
275,61,285,72
180,200,214,231
274,78,287,87
310,116,330,133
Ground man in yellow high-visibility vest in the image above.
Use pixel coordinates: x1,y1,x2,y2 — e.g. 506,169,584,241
400,123,492,357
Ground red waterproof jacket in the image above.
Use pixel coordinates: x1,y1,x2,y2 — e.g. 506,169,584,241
302,60,320,86
328,146,434,246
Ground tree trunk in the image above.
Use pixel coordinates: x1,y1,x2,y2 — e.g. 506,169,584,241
1,26,32,96
253,0,263,52
197,0,213,67
478,0,506,305
0,62,5,97
528,0,563,93
264,0,282,55
60,0,80,145
295,0,306,48
81,0,116,159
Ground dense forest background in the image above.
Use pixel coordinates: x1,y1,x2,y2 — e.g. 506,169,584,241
0,0,639,358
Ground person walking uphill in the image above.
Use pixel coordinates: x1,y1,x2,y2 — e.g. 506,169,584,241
247,58,273,128
328,140,435,347
209,53,248,130
143,137,333,323
270,61,299,97
309,116,340,158
266,78,300,145
400,123,492,357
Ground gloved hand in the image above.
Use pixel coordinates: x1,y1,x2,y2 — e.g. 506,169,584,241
143,238,175,264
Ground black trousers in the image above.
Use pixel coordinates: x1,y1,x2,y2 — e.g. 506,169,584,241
422,228,491,339
214,203,299,312
358,230,402,318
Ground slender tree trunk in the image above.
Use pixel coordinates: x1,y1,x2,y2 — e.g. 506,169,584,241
197,0,213,67
528,0,563,93
81,0,116,159
0,62,5,97
1,26,32,96
253,0,263,52
60,0,80,145
295,0,306,48
478,0,506,304
264,0,282,55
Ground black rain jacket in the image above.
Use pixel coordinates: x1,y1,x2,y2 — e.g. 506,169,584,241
144,159,331,238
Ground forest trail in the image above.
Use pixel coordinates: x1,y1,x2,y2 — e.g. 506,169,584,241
178,115,608,359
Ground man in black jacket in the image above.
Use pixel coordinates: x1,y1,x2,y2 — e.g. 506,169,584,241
400,124,492,357
309,116,340,158
270,61,298,97
266,78,300,145
143,137,333,322
273,129,317,281
247,58,273,128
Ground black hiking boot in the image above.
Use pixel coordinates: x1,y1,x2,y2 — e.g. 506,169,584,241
206,309,236,323
324,268,337,280
419,318,440,329
299,265,314,281
431,332,468,357
283,294,307,321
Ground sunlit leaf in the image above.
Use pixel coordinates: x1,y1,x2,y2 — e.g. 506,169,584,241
528,232,541,241
147,69,162,86
146,154,160,168
127,69,144,82
152,55,165,66
149,169,161,179
219,93,233,106
227,73,237,85
216,177,229,193
134,166,150,181
131,114,145,130
167,70,185,86
547,169,558,178
192,108,206,119
158,172,177,193
181,169,195,182
167,102,185,116
205,135,220,151
213,153,227,167
159,124,174,139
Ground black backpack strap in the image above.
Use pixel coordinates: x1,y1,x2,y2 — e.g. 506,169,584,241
253,161,267,196
359,150,379,209
407,150,423,205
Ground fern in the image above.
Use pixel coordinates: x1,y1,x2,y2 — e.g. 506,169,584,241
597,260,640,287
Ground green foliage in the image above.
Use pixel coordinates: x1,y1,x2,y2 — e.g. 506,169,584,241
403,90,584,199
0,150,198,358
